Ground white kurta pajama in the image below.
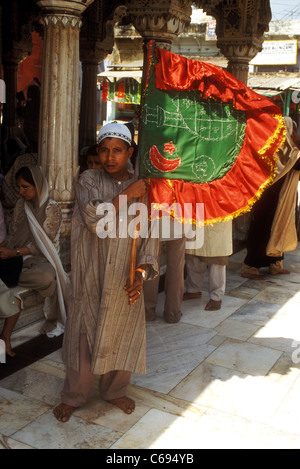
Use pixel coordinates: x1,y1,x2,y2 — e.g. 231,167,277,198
185,221,232,302
62,169,158,404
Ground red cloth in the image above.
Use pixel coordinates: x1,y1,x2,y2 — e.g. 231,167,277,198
143,44,286,225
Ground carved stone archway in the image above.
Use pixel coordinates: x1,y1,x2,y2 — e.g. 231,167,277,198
79,1,128,150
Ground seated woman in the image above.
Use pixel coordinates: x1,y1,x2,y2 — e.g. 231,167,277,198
0,166,69,351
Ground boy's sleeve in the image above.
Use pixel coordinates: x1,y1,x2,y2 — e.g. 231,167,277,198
75,171,113,234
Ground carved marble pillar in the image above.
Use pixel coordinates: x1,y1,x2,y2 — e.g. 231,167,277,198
35,0,94,257
38,12,82,244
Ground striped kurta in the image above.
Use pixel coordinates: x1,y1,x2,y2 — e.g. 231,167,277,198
62,170,159,375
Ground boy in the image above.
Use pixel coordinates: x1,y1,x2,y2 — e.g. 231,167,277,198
54,123,158,422
86,144,102,170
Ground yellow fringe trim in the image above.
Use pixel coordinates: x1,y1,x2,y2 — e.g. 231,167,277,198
258,115,286,159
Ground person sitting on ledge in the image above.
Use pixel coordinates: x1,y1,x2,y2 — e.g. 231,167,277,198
0,166,69,343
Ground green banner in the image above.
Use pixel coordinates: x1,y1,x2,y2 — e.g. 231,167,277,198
139,61,247,183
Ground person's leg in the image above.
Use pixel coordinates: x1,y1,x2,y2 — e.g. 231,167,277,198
183,254,206,300
241,263,266,280
53,334,95,422
0,298,21,357
18,261,57,297
18,261,62,334
99,370,134,414
163,238,185,323
243,181,283,273
269,259,290,275
143,243,162,321
205,264,226,311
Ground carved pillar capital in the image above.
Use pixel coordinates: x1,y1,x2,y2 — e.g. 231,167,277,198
41,14,83,29
2,46,32,67
125,0,193,44
201,0,272,83
35,0,94,16
218,39,262,83
80,3,127,63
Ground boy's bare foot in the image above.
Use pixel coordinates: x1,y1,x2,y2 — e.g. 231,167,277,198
205,299,222,311
107,396,135,414
6,348,16,358
0,336,16,358
53,403,76,422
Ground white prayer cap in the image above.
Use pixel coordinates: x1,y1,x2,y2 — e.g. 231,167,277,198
97,122,132,145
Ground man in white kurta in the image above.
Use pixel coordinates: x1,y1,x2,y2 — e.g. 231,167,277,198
55,123,158,422
184,221,232,310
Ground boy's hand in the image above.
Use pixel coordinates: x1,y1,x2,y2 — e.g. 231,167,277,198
125,179,148,200
124,274,143,306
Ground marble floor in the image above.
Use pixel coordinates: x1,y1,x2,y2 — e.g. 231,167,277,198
1,246,300,449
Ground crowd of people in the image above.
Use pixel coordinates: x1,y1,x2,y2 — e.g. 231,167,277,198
0,116,299,423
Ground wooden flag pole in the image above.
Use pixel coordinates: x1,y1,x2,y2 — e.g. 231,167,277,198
129,198,142,286
129,40,151,287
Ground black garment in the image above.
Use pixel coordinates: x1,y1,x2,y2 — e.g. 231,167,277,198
244,177,285,268
0,256,23,287
245,158,300,268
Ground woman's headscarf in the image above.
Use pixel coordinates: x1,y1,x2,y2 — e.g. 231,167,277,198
24,165,50,228
23,166,69,327
2,153,37,209
6,165,49,250
29,165,49,208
